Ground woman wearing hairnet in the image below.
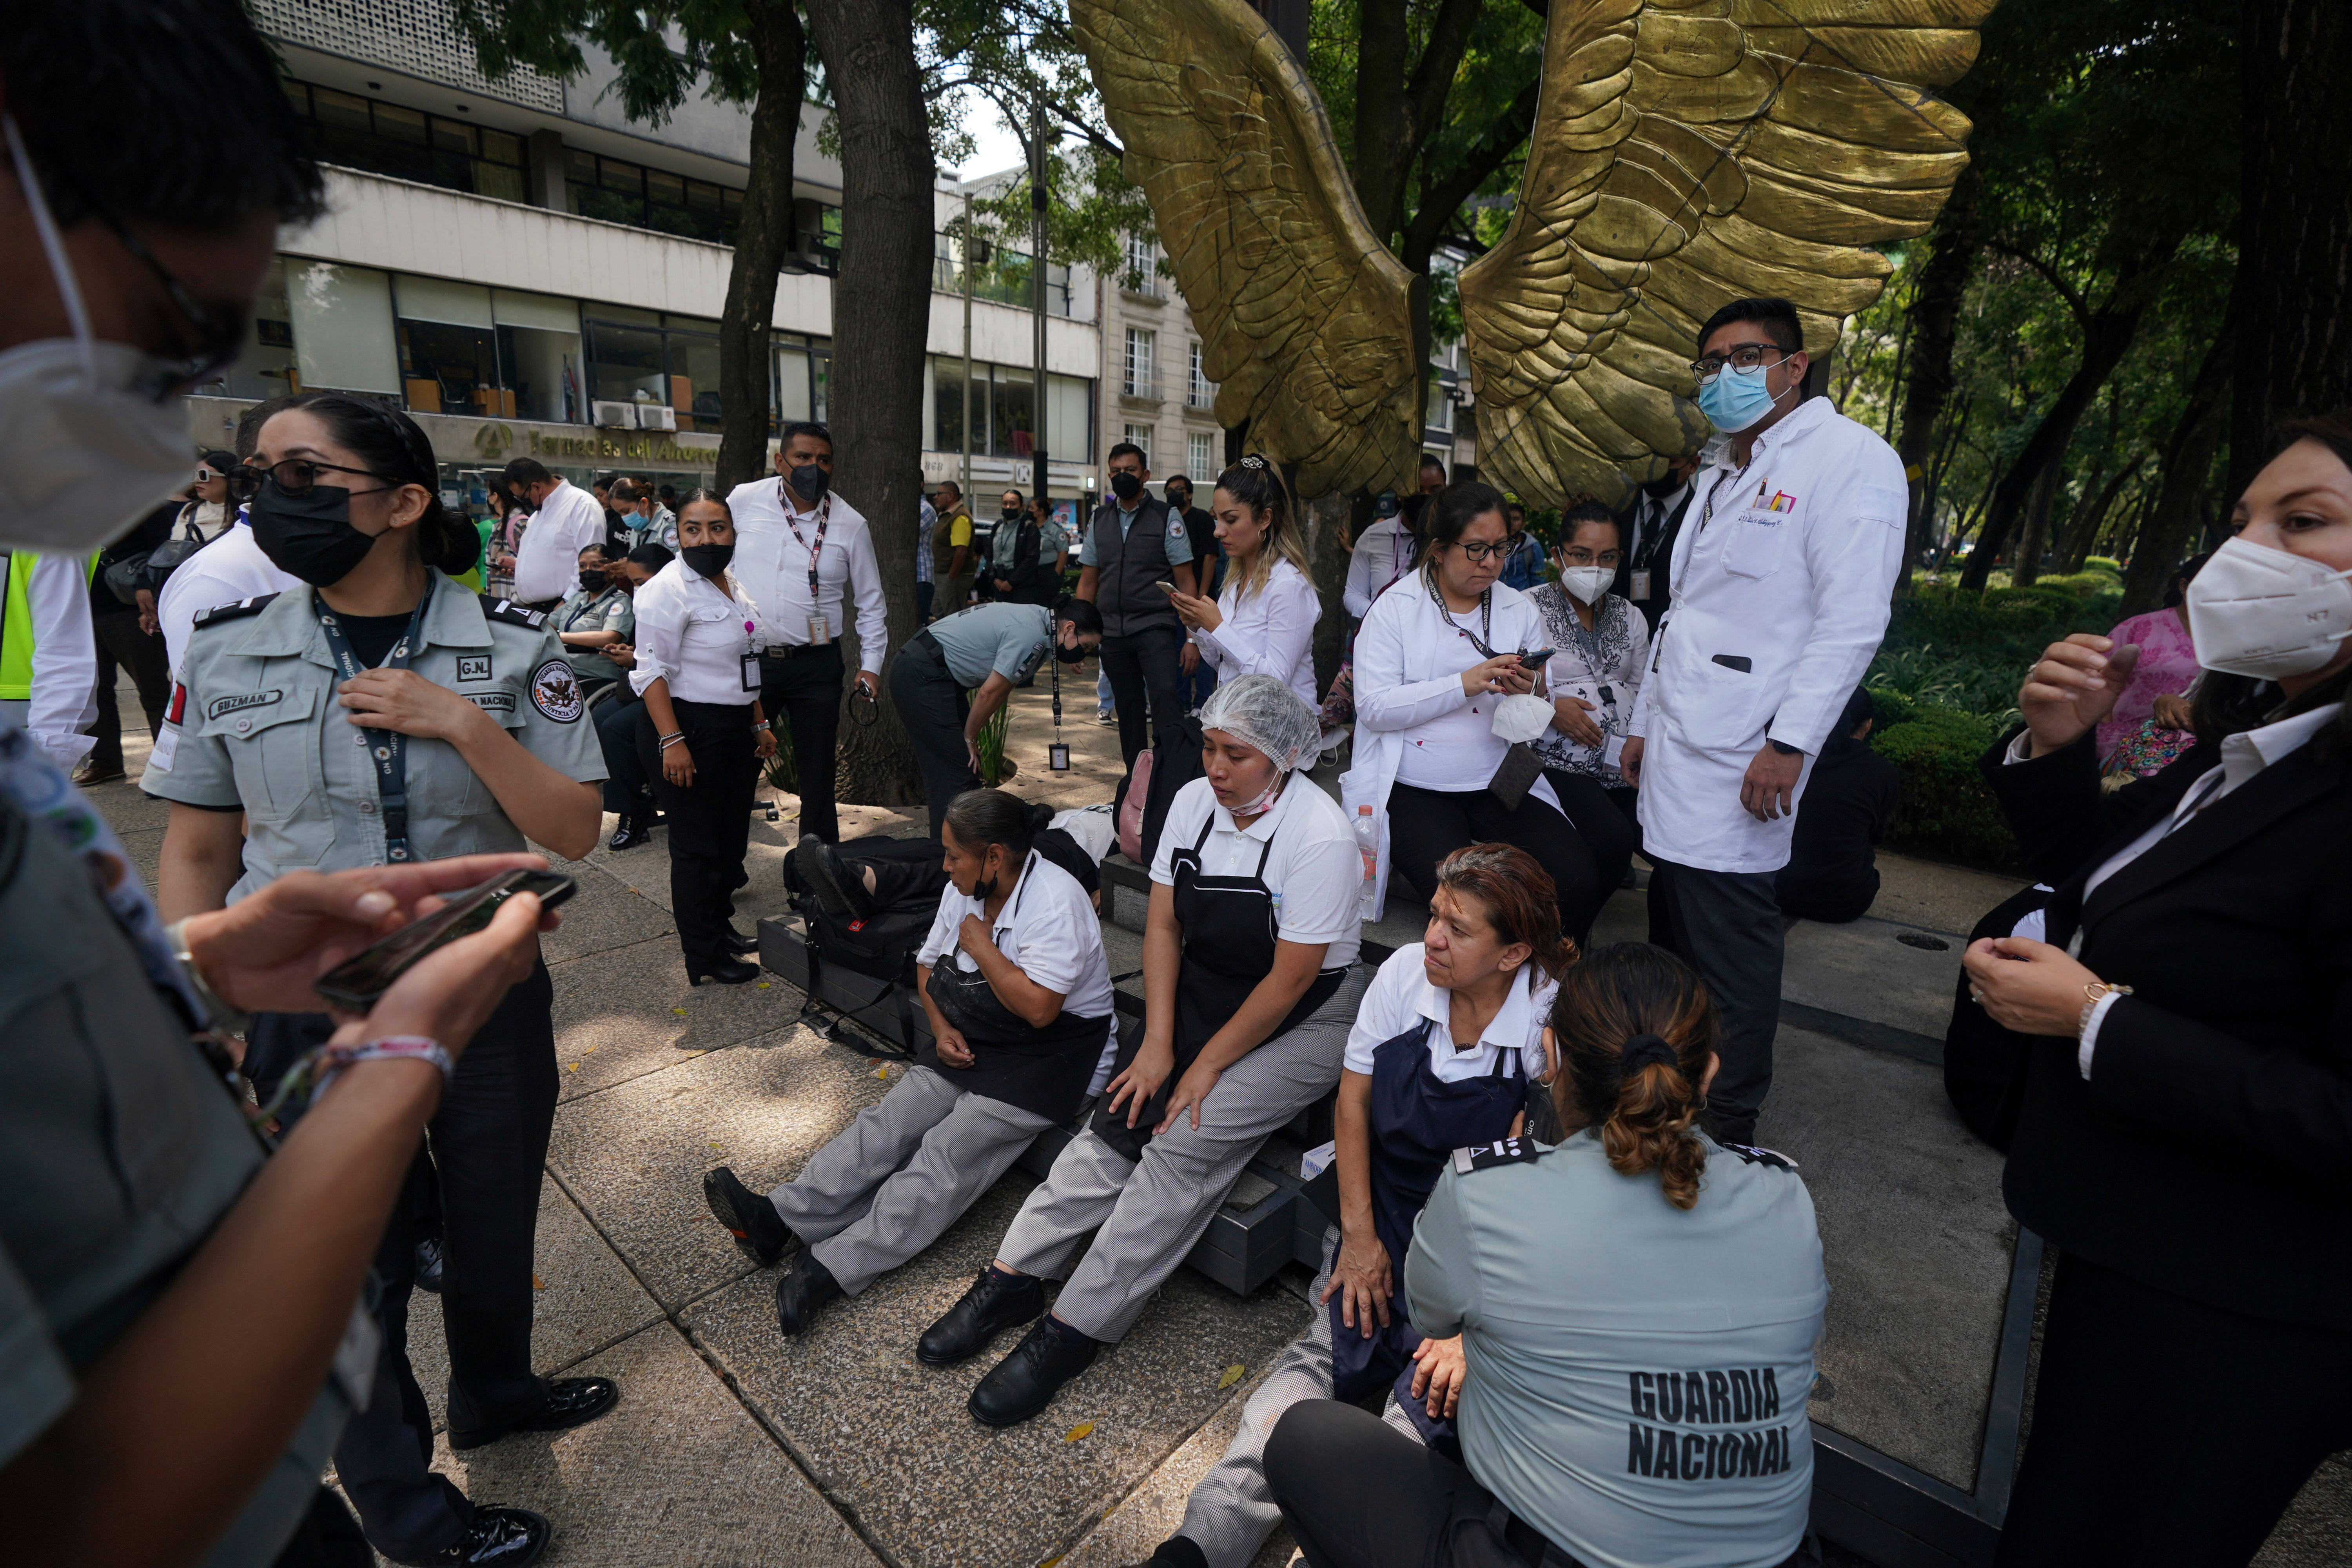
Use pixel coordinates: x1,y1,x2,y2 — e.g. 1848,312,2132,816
916,677,1373,1426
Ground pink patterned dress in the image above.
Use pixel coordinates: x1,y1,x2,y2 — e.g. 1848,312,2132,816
2097,607,2199,764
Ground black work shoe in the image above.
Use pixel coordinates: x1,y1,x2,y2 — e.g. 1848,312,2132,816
917,1266,1045,1367
1137,1537,1210,1568
774,1249,843,1336
969,1314,1100,1428
608,817,653,851
722,923,759,955
703,1166,793,1267
796,833,873,920
414,1235,446,1294
398,1505,550,1567
446,1377,619,1451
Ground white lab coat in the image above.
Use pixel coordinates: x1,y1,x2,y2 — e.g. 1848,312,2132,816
1626,397,1907,874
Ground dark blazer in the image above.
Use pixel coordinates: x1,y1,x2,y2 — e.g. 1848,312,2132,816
1610,485,1693,631
996,517,1047,605
1980,724,2352,1330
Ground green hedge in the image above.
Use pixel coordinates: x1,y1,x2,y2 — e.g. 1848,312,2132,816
1870,701,2016,866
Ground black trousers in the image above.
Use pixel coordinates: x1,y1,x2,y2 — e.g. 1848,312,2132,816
87,607,169,773
1646,858,1781,1146
888,634,979,839
758,642,844,843
592,684,649,818
1099,622,1186,771
244,961,557,1561
1387,782,1606,944
1265,1399,1817,1568
1543,770,1637,912
1996,1253,2352,1568
639,697,759,966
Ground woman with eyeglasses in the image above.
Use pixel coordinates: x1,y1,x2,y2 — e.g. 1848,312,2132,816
1525,499,1650,896
148,393,615,1565
1342,481,1610,942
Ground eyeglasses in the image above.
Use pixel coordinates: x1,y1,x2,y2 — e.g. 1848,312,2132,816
227,459,403,503
1690,342,1795,383
1446,539,1510,562
58,174,249,401
1558,549,1624,567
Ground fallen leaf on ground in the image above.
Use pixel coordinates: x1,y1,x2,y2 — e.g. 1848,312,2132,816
1218,1364,1245,1390
1062,1422,1094,1443
566,1063,578,1073
673,1007,688,1015
532,1274,545,1290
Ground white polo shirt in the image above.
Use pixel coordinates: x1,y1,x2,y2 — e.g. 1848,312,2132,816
626,558,770,706
510,478,608,604
916,848,1119,1088
1344,942,1556,1079
1150,774,1364,969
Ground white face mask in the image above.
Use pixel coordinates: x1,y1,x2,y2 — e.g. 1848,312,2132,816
2184,535,2352,681
0,116,195,554
1558,564,1614,604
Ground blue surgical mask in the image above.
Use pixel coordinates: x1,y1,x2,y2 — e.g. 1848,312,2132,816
1697,362,1780,434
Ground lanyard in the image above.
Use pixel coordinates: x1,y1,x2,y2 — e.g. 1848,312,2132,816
780,486,831,604
314,581,432,864
561,590,610,633
1632,494,1676,567
1430,572,1498,657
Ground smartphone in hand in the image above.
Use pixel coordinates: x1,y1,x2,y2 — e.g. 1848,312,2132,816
313,869,575,1012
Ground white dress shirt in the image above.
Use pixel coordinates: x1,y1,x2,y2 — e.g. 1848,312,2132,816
157,514,301,676
2,552,96,768
917,847,1121,1089
1344,515,1417,619
726,478,891,677
1626,398,1908,874
1151,773,1365,969
510,478,607,604
1194,557,1320,709
1343,942,1557,1080
626,558,771,705
2004,703,2344,1079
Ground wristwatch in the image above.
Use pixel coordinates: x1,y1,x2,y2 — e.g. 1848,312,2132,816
1768,738,1802,757
164,916,250,1038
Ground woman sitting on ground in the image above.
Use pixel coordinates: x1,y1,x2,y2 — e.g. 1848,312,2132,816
1143,844,1570,1568
1264,942,1828,1568
701,789,1117,1338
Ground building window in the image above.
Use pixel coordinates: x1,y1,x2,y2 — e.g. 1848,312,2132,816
565,149,746,245
283,78,525,203
1426,375,1454,434
929,358,1092,459
930,231,1074,316
1187,431,1216,480
584,309,726,433
1187,342,1212,407
1123,423,1153,466
1122,232,1161,296
1123,328,1156,399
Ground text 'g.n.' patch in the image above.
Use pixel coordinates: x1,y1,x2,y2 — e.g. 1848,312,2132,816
206,690,283,720
456,654,492,682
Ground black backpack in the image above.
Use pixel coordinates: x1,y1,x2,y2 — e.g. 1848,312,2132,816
781,835,946,1057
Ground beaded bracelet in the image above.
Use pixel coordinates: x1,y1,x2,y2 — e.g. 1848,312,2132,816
248,1035,454,1125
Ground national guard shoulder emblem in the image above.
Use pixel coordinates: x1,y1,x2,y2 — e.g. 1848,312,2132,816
530,658,584,722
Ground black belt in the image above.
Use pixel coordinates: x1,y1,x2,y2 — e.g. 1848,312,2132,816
762,642,835,661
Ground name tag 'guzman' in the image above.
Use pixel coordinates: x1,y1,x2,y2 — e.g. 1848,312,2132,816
1453,1136,1545,1174
205,690,283,721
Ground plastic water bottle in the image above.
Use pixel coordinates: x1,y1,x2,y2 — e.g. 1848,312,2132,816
1354,804,1380,917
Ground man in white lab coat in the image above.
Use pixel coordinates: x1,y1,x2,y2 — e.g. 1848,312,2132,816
1621,296,1908,1145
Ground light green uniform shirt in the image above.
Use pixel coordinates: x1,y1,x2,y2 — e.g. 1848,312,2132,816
143,573,606,902
554,584,634,684
925,601,1054,688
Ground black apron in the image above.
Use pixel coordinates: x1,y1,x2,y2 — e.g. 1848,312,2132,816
916,858,1111,1124
1089,808,1348,1160
1330,1016,1531,1453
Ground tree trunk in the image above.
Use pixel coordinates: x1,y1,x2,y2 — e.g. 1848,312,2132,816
714,1,806,495
804,0,932,806
2009,456,2065,586
2227,0,2352,503
1894,155,1982,593
2121,319,2236,617
2058,454,2145,573
1958,295,2152,590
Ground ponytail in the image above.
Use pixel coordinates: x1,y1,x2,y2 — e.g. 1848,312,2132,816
1550,943,1718,1210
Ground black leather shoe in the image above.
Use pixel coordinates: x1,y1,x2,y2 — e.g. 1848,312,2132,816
446,1376,619,1451
1136,1537,1210,1568
917,1266,1045,1367
687,955,760,986
703,1166,793,1267
775,1250,842,1336
722,923,759,955
796,833,873,920
608,817,653,851
397,1505,550,1566
413,1235,446,1295
969,1314,1100,1428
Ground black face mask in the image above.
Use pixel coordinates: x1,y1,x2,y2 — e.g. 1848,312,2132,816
250,477,378,586
1002,508,1022,523
1167,490,1191,511
578,569,608,592
1109,471,1143,503
789,463,831,504
1641,472,1687,499
1054,639,1088,664
682,542,734,578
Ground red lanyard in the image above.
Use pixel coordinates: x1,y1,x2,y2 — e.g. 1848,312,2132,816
780,485,830,603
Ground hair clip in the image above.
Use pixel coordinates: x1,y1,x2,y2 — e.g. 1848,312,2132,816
1238,453,1269,471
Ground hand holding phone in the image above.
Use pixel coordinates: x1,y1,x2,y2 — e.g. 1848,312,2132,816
1154,580,1178,594
314,869,576,1012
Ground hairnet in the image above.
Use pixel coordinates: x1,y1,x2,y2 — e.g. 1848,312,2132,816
1198,674,1321,772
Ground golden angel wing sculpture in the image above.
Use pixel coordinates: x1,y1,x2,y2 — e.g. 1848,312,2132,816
1070,0,1423,498
1074,0,1992,506
1462,0,1993,506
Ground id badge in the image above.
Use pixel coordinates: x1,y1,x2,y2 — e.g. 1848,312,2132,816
741,652,762,692
807,613,833,647
1631,569,1651,600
